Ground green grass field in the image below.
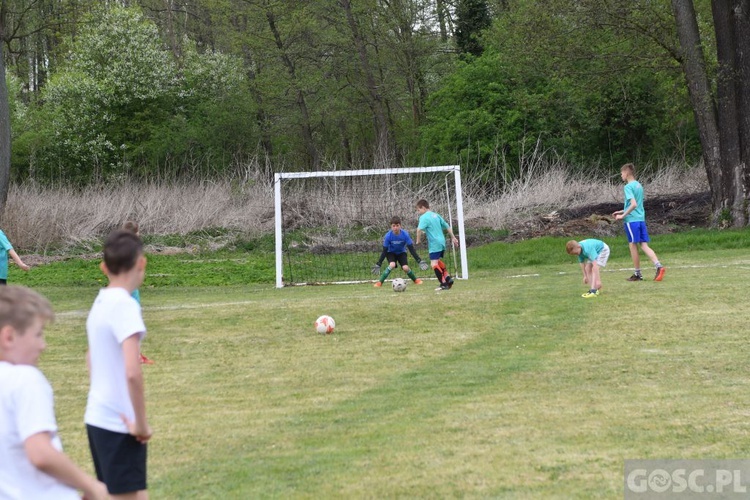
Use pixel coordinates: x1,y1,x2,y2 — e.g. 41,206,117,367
14,229,750,498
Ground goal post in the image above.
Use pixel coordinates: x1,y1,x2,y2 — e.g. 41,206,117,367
274,165,468,288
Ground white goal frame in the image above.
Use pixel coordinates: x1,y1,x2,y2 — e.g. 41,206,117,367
273,165,468,288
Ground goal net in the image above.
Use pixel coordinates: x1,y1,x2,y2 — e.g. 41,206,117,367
274,166,468,288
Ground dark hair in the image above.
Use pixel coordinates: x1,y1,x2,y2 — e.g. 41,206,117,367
390,216,401,225
416,199,429,209
122,220,139,234
104,230,143,275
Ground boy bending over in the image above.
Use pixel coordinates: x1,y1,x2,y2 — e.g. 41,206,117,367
566,239,610,298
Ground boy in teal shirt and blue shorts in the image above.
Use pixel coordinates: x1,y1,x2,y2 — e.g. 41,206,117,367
415,199,459,291
566,239,610,298
612,163,665,281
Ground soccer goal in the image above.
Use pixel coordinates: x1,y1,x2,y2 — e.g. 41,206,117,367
274,166,468,288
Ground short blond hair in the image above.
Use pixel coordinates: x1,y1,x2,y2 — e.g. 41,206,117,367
0,286,54,333
565,240,580,255
621,163,636,176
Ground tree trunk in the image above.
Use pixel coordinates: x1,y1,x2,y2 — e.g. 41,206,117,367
671,0,722,221
436,0,449,42
0,1,11,214
731,0,750,226
711,1,746,226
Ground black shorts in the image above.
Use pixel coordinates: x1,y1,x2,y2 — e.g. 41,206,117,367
0,279,6,285
386,252,408,267
86,424,148,494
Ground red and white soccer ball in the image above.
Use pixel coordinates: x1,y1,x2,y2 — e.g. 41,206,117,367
314,315,335,334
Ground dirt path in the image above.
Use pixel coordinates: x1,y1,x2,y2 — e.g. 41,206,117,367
505,191,712,241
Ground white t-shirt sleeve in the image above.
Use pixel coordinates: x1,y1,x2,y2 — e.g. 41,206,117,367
111,296,147,343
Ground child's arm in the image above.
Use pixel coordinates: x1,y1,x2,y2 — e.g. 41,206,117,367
580,262,589,284
121,334,152,443
407,244,422,263
415,229,424,245
8,249,30,271
446,228,459,246
24,432,109,499
614,199,637,220
372,247,387,274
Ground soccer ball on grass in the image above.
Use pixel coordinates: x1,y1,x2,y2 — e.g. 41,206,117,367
392,278,407,292
314,315,335,334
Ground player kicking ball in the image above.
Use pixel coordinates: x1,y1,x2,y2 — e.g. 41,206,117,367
566,239,610,298
415,199,458,291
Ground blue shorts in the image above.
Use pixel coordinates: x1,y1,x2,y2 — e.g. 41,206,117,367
429,250,445,260
87,424,148,495
624,221,650,244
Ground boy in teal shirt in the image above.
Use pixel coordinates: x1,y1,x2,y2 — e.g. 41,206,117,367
566,239,610,298
0,229,30,285
612,163,665,281
415,199,458,291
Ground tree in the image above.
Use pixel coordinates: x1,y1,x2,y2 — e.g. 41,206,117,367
672,0,750,226
1,12,9,212
0,0,46,210
339,0,394,167
455,0,491,57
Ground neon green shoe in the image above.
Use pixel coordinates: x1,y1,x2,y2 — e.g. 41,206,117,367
581,291,599,298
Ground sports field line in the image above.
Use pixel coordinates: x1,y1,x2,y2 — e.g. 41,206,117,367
505,261,750,279
55,300,270,318
53,261,750,318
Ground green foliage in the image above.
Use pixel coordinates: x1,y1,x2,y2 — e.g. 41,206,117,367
419,51,589,179
12,5,259,183
4,0,707,184
419,0,702,180
455,0,493,57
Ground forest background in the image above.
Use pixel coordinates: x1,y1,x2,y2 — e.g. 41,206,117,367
1,0,748,246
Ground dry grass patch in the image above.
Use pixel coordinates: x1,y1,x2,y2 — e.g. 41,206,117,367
3,160,708,251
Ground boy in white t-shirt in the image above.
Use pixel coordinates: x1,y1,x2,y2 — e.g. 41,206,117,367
85,230,152,498
0,285,108,499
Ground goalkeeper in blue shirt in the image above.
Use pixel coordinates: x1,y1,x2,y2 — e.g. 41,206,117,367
372,216,427,287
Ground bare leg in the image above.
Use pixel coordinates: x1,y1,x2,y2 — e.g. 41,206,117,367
590,263,602,290
629,242,640,270
639,243,659,266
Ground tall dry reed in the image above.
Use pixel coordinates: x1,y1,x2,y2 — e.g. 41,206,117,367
1,159,708,252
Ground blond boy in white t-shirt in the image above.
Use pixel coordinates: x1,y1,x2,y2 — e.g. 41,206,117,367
0,285,108,499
